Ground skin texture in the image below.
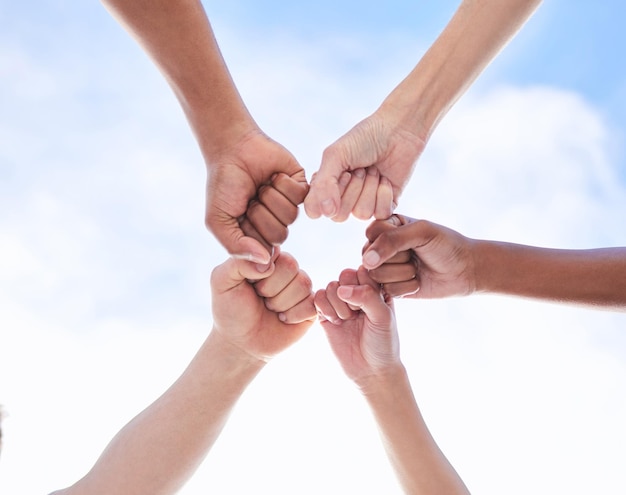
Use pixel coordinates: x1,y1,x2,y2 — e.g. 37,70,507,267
51,251,315,495
363,215,626,311
304,0,542,221
102,0,542,242
240,172,309,257
101,0,307,264
315,267,470,495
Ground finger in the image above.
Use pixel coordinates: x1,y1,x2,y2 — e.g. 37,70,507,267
314,289,340,324
246,200,289,246
362,215,411,265
239,216,274,258
258,184,299,226
265,270,313,313
362,233,412,263
364,214,404,243
304,177,340,219
368,262,417,285
337,268,361,311
362,219,433,270
333,168,366,223
206,166,272,264
278,294,317,324
255,252,299,298
382,279,421,298
338,268,359,286
337,170,352,198
272,172,309,206
210,257,276,294
374,176,394,219
304,149,344,219
336,283,392,328
388,251,413,263
209,210,272,265
356,265,382,291
353,166,379,220
324,280,358,321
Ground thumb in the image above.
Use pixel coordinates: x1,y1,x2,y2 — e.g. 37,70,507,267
211,256,276,294
363,214,404,247
208,210,272,265
362,218,428,270
336,284,392,329
304,150,346,219
304,169,342,218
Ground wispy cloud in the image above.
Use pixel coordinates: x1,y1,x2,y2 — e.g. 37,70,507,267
1,4,625,495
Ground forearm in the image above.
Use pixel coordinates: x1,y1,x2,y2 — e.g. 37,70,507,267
473,241,626,311
380,0,541,141
56,330,264,495
360,365,470,495
101,0,257,159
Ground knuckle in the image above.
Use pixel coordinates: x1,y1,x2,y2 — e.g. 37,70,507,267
254,278,269,295
314,288,327,305
264,298,277,312
321,145,340,164
268,226,288,246
286,207,298,225
277,252,299,274
368,268,383,283
352,206,372,221
257,185,272,203
295,272,313,293
327,280,340,294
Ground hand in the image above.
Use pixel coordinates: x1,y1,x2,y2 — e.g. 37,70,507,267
211,249,316,362
239,172,309,255
361,216,419,297
362,215,476,299
314,267,400,385
205,130,308,264
304,111,425,221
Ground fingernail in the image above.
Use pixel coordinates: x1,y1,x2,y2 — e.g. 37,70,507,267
339,172,351,186
249,252,270,264
278,313,287,322
256,262,271,273
354,168,366,178
363,250,380,268
337,286,354,299
321,199,336,217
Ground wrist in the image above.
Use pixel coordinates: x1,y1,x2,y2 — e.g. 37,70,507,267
463,237,481,296
376,92,430,149
189,107,260,165
206,328,267,375
355,362,409,398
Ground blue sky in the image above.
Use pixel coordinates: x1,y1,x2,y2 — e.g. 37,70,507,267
1,1,626,494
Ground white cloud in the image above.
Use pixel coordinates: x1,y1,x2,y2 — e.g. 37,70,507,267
1,8,625,495
407,85,626,247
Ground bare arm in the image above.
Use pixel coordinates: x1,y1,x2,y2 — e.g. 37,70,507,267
361,367,470,495
315,268,469,494
52,253,315,495
102,0,307,263
305,0,542,220
52,332,264,495
363,216,626,311
101,0,254,155
474,242,626,311
384,0,543,140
